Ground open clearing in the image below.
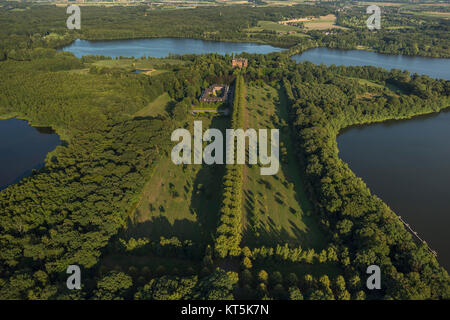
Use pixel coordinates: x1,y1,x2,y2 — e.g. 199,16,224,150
241,82,327,250
134,92,173,118
417,11,450,18
302,14,346,30
92,58,185,71
245,20,309,37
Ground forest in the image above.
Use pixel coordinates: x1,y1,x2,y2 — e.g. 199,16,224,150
0,2,449,300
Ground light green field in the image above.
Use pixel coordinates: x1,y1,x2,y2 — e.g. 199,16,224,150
385,26,415,30
44,32,64,40
404,11,450,18
349,77,384,89
125,116,227,243
242,83,327,250
303,14,346,30
134,92,173,118
347,77,406,96
255,20,301,32
289,32,310,38
92,58,184,71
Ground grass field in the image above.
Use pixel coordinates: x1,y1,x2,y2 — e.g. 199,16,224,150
405,11,450,18
134,92,173,118
277,14,342,31
350,77,384,89
241,83,327,250
346,76,406,96
245,20,309,37
124,115,227,243
302,14,346,30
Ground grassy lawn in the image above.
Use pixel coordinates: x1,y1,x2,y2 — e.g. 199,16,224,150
134,92,173,118
124,115,227,243
241,83,327,250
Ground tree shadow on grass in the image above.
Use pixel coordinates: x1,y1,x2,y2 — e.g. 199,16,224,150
121,114,228,245
122,214,204,242
189,115,228,243
242,87,329,250
273,87,329,249
243,216,309,249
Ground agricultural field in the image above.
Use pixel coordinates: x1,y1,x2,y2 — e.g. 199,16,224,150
405,11,450,18
357,2,404,7
302,14,345,30
241,82,327,250
276,14,344,31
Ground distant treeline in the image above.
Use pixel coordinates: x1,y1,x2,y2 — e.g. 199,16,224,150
1,2,449,60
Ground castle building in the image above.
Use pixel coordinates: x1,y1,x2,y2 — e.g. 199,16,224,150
232,58,248,69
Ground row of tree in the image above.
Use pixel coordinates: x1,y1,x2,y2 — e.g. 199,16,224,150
214,74,245,258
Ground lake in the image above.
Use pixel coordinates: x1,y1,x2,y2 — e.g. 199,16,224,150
62,38,284,58
0,118,61,191
292,48,450,80
338,110,450,270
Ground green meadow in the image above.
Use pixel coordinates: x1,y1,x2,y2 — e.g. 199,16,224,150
125,115,228,243
241,83,327,250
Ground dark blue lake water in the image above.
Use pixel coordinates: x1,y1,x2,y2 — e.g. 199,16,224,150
62,38,284,58
0,118,60,190
292,48,450,80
